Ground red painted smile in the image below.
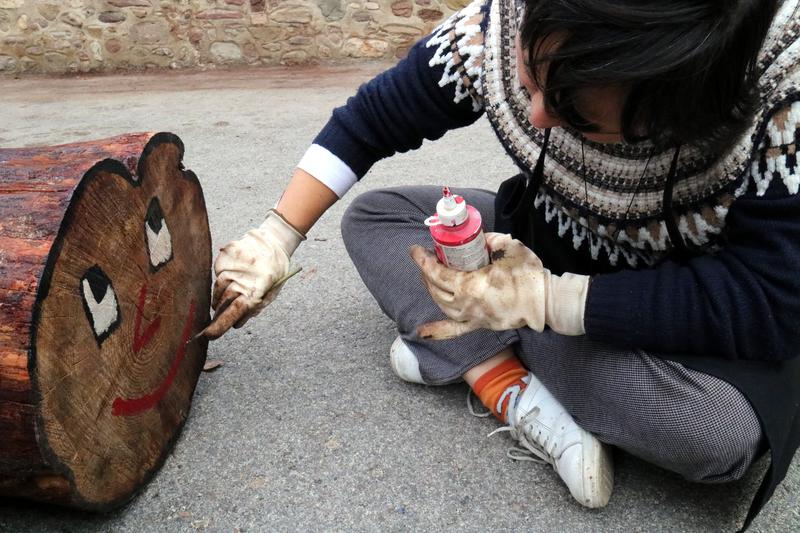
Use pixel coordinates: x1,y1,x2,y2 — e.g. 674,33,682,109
112,283,197,417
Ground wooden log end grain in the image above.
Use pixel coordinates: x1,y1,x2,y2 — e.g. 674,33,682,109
0,132,212,510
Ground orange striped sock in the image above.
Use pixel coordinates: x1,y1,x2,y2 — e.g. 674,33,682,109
472,358,529,423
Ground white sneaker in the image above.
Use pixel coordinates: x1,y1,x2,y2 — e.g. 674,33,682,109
389,336,427,384
492,372,614,509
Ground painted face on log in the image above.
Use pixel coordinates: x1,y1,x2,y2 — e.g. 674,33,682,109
33,134,211,507
79,198,173,344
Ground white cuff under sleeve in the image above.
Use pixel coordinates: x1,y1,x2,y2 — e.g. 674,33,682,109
296,144,358,198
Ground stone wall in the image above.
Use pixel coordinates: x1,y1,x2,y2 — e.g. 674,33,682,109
0,0,466,75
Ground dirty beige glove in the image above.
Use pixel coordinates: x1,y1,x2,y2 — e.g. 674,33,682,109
206,209,305,339
410,232,589,340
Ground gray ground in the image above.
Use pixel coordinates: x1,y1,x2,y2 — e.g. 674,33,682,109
1,65,798,533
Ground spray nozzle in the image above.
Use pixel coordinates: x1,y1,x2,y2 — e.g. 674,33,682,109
434,185,469,227
441,186,456,209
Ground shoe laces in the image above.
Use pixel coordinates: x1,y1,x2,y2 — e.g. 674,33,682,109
466,388,492,418
489,425,559,470
466,390,560,470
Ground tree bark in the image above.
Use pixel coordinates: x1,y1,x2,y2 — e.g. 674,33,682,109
0,132,211,510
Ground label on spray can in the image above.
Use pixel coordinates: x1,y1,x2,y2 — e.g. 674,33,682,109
436,230,489,271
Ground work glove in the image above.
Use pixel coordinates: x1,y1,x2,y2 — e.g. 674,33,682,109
205,209,305,339
410,232,589,340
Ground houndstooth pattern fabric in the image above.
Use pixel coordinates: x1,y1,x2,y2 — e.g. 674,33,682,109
341,185,762,482
341,186,520,378
517,329,762,482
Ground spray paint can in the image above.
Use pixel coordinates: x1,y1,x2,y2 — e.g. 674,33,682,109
424,187,490,272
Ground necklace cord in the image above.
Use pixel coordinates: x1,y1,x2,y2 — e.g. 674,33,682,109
581,141,654,244
662,144,688,258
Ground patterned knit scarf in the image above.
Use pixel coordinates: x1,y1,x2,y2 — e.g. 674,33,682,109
430,0,800,268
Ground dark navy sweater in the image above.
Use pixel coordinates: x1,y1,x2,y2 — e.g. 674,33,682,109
313,34,800,362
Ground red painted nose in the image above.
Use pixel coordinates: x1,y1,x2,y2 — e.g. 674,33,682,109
133,283,162,354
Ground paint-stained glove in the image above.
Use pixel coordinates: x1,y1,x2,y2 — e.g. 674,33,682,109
410,232,589,340
205,209,305,339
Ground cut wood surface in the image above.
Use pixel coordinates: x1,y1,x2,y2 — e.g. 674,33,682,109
0,132,211,510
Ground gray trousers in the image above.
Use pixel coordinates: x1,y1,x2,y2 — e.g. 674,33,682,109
341,186,763,483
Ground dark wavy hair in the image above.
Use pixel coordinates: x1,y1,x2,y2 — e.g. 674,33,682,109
519,0,780,150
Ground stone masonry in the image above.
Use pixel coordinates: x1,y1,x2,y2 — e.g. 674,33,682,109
0,0,471,75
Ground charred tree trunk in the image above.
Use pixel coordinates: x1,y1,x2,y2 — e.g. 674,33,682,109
0,132,211,509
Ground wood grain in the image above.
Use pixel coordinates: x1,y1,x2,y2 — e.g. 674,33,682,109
0,133,211,509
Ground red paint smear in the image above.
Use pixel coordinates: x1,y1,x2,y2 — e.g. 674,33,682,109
133,283,162,353
112,301,197,417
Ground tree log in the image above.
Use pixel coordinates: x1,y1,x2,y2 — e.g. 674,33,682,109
0,132,211,509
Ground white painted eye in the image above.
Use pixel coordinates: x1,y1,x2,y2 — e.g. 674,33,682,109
80,266,121,344
145,197,172,271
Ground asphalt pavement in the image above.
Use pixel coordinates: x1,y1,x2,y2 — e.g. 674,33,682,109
1,64,797,532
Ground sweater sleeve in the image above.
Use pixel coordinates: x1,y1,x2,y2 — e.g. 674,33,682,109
585,100,800,361
309,0,489,184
